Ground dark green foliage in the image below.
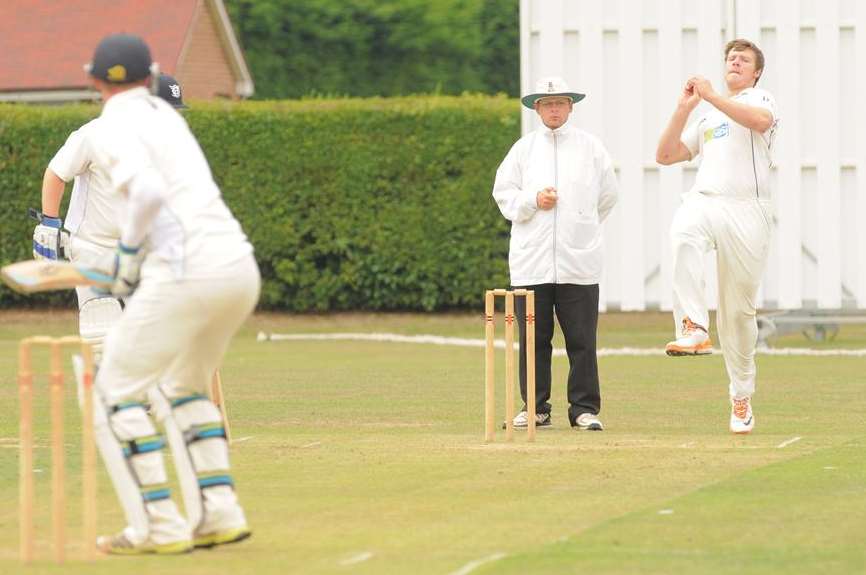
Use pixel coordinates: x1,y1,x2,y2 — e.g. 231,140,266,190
0,104,98,307
479,0,520,96
224,0,520,99
0,96,519,310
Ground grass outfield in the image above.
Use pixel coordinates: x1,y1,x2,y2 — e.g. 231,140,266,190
0,310,864,574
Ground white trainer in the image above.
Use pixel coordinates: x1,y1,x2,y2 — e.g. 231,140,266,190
574,413,603,431
665,317,713,356
509,410,551,428
730,397,754,434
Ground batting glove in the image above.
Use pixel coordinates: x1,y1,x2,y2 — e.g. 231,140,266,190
32,215,70,260
111,243,144,297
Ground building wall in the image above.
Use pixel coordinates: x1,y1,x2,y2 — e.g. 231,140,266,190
520,0,866,310
177,0,237,99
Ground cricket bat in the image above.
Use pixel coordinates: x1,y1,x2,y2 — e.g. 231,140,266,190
0,259,113,294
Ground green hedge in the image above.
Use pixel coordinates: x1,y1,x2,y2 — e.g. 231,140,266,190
0,105,96,308
0,95,519,311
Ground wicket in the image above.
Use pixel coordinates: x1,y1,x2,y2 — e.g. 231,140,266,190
210,370,232,443
18,336,97,564
484,289,536,442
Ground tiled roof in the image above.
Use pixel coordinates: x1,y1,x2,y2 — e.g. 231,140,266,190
0,0,197,92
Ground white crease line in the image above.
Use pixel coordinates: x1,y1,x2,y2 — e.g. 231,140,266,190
258,332,866,357
301,441,321,449
339,551,373,566
777,436,802,449
449,553,508,575
233,436,254,443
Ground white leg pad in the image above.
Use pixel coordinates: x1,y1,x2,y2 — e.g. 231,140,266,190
107,403,191,544
170,394,247,534
148,388,204,532
73,355,149,544
78,297,123,363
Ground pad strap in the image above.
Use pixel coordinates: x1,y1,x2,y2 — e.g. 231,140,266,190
141,482,172,502
198,471,234,490
184,422,227,444
111,401,148,414
170,394,209,408
122,434,166,457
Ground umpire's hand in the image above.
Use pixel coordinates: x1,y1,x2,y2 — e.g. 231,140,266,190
536,187,558,210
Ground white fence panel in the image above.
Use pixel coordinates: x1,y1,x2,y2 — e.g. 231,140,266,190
617,1,645,310
656,0,684,312
858,0,866,307
816,1,843,307
774,0,803,308
520,0,865,310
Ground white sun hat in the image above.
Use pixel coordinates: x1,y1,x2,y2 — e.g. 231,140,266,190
521,76,586,109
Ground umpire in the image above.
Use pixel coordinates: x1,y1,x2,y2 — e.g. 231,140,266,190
492,77,618,431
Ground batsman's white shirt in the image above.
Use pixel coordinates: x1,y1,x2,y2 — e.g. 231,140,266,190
48,117,122,249
681,87,778,200
91,87,253,280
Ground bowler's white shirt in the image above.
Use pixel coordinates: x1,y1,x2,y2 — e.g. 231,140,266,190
681,87,778,201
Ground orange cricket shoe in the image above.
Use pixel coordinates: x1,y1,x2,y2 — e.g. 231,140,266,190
665,317,713,356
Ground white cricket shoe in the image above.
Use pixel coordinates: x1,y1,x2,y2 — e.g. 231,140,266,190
730,397,754,434
96,531,193,555
508,410,551,428
194,526,252,549
665,317,713,356
574,413,604,431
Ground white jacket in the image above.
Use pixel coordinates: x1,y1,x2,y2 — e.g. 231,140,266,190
492,123,618,286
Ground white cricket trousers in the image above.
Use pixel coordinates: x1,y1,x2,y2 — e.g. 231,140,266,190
670,192,772,399
95,254,259,543
98,255,260,403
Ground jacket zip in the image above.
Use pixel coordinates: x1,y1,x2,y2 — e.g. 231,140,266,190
552,130,558,283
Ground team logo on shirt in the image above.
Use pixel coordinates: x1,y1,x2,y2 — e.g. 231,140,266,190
703,122,729,143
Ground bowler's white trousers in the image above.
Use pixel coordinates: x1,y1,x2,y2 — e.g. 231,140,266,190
671,192,772,399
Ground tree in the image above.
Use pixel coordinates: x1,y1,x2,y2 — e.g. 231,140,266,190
224,0,519,99
479,0,520,96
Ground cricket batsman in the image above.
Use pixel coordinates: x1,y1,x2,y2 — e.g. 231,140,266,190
68,33,259,554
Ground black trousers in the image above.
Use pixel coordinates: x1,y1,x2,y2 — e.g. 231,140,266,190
513,283,600,425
